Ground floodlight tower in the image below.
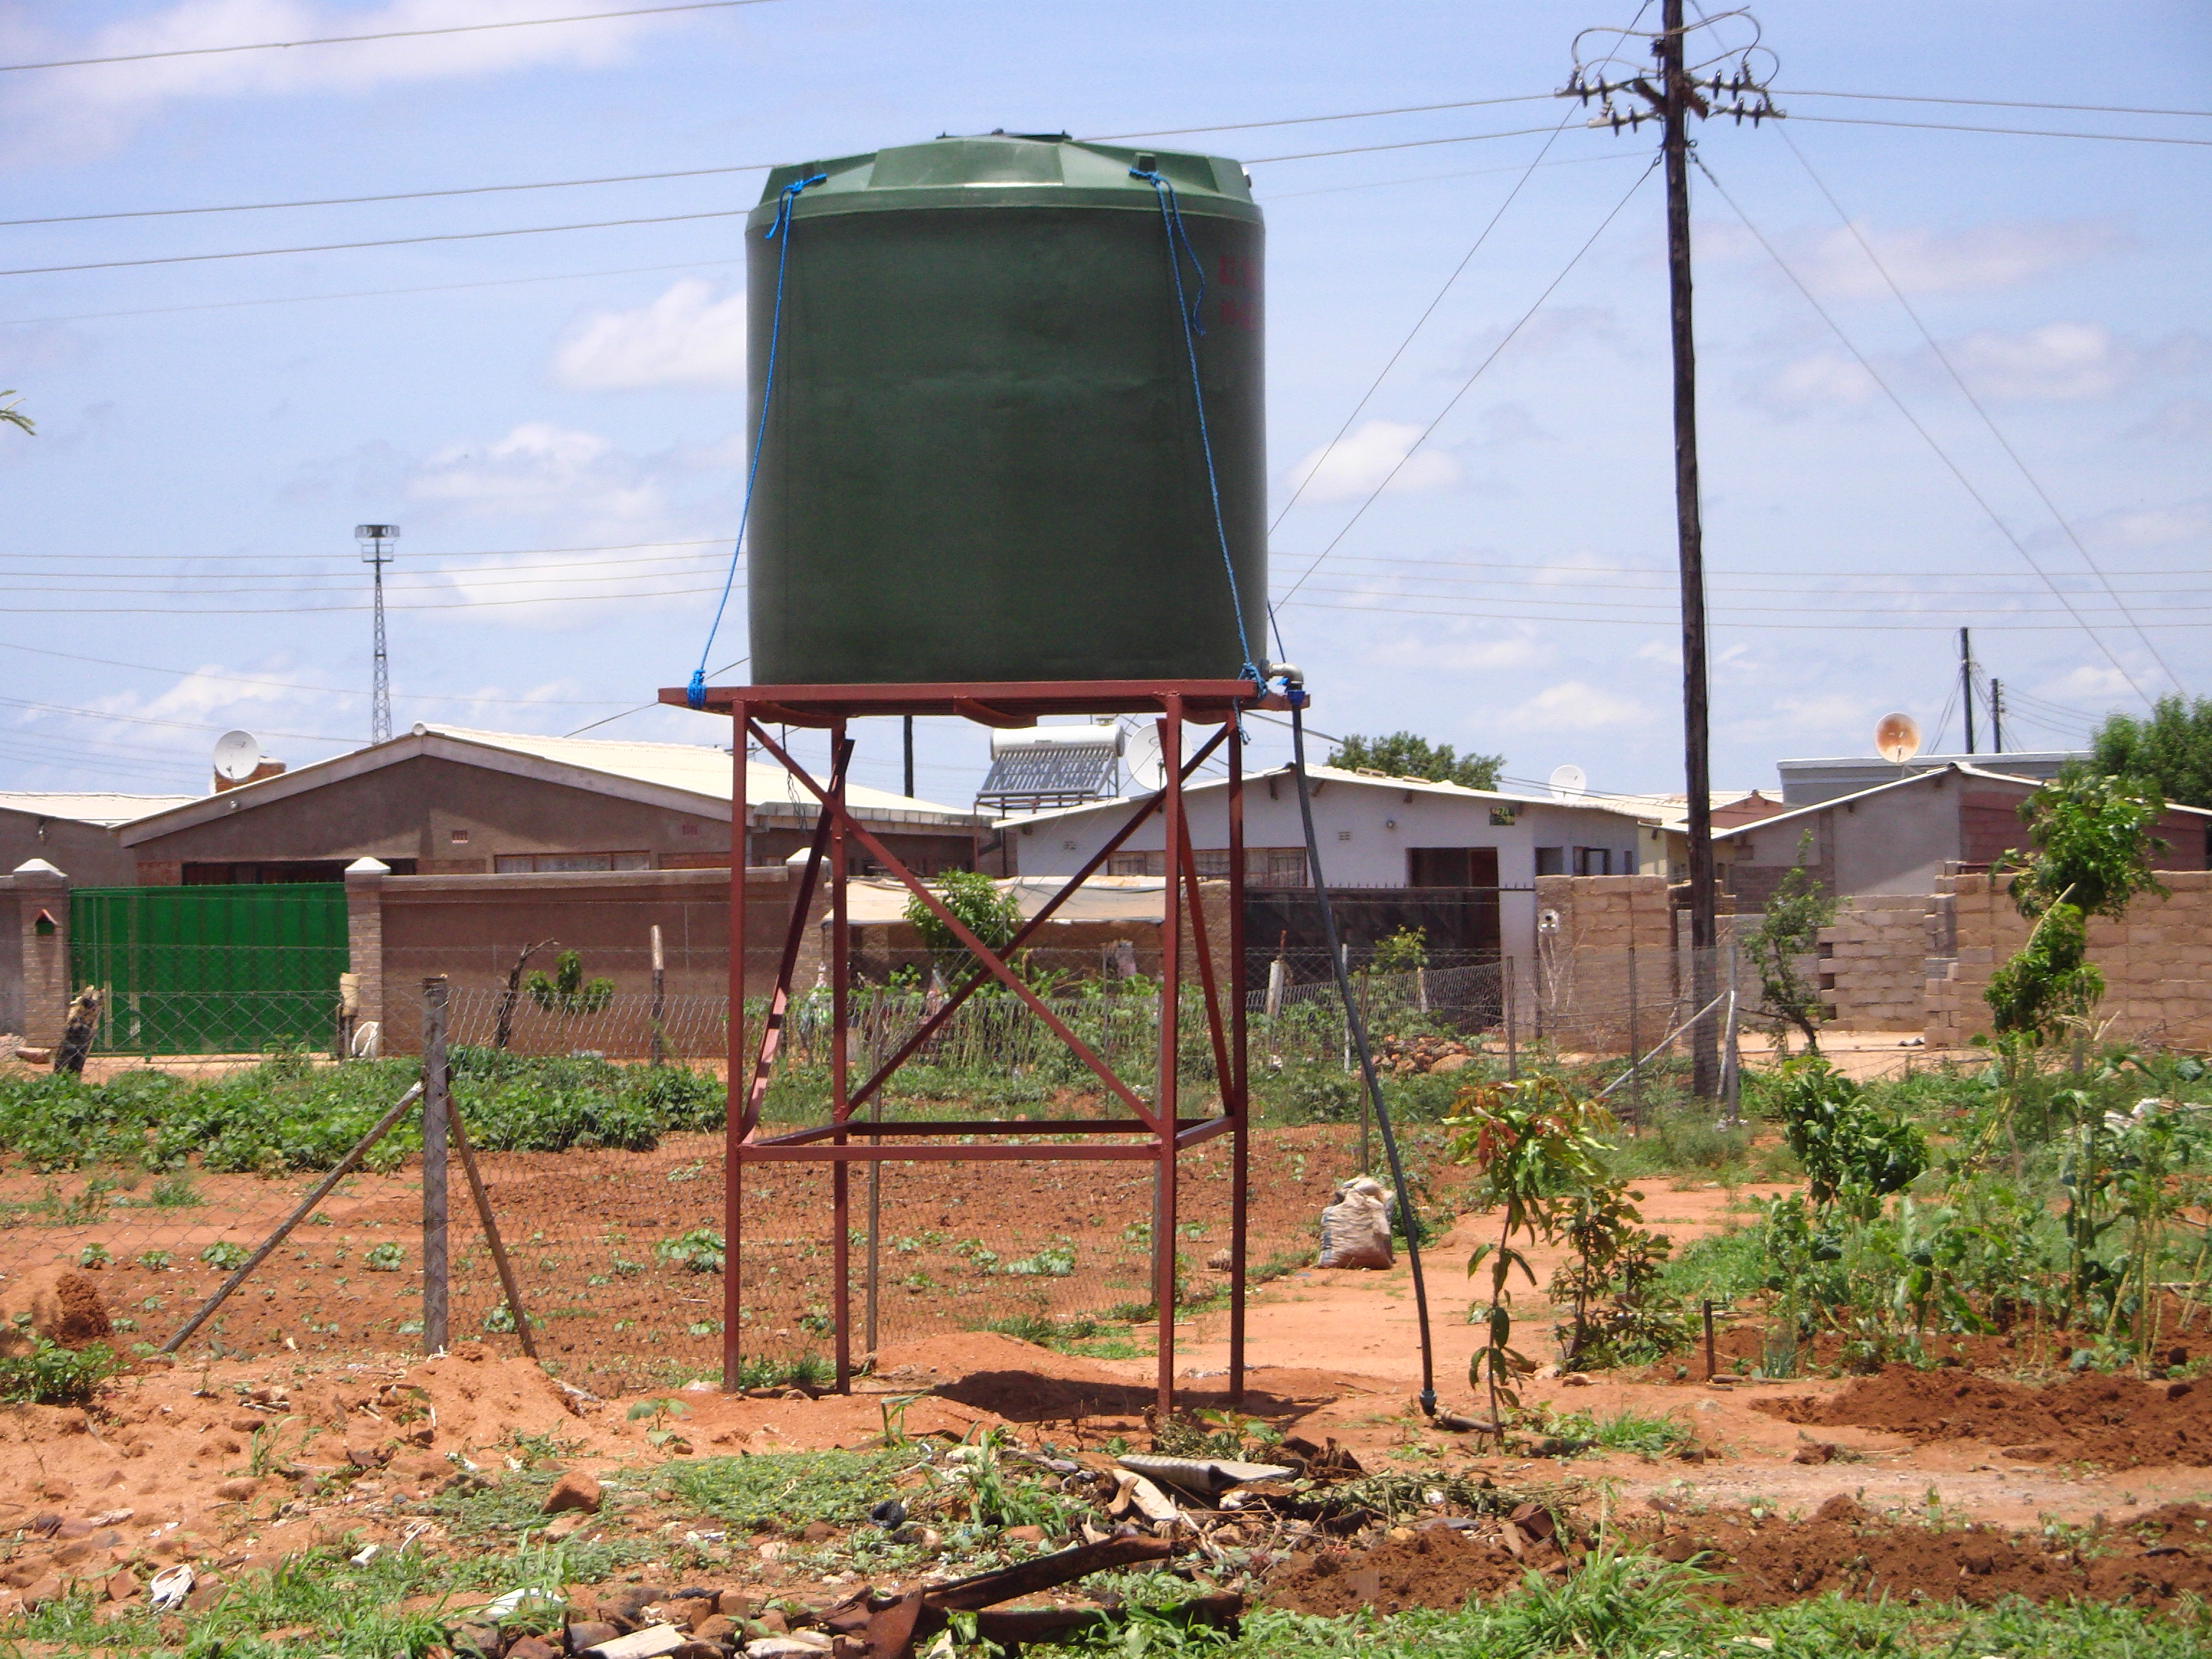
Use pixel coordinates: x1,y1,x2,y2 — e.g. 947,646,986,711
356,524,400,744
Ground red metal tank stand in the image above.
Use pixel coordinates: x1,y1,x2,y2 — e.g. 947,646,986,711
657,680,1283,1419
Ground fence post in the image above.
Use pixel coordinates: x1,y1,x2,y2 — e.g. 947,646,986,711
421,976,450,1355
1721,930,1741,1125
1626,941,1642,1129
649,923,666,1068
1503,957,1517,1081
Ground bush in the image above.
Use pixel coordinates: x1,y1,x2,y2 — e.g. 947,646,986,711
1764,1057,1928,1208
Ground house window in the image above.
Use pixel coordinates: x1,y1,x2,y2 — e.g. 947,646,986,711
1107,848,1308,883
449,828,469,843
1535,847,1565,876
493,851,651,873
682,822,699,836
1574,848,1612,876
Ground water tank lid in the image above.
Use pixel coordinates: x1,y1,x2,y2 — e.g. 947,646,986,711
755,134,1259,227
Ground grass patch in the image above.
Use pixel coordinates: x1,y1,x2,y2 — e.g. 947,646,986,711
981,1313,1142,1360
1531,1405,1696,1459
663,1447,918,1533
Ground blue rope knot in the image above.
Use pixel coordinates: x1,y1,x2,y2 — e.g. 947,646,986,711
689,171,829,709
1130,166,1256,688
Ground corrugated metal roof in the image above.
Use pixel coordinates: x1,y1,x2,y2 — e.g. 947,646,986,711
0,791,199,827
418,724,978,822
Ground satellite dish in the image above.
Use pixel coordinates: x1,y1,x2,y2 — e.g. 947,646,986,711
1874,711,1922,765
212,730,262,783
1125,724,1166,793
1548,763,1587,803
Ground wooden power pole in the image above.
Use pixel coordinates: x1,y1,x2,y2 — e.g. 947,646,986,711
1562,2,1782,1098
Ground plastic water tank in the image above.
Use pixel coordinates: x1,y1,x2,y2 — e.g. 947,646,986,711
743,134,1266,685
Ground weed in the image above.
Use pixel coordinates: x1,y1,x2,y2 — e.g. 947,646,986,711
199,1241,249,1272
135,1249,172,1270
76,1242,110,1269
0,1335,122,1405
364,1242,405,1272
665,1447,914,1532
655,1227,725,1274
1002,1240,1076,1277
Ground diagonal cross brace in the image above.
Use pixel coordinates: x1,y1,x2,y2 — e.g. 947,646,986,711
746,719,1172,1130
737,738,852,1136
842,723,1232,1117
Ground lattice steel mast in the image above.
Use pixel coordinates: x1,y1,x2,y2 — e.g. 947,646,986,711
356,524,399,744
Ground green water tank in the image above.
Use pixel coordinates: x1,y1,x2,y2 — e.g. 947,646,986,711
744,133,1266,685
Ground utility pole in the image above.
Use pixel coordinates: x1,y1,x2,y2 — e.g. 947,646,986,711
1959,626,1976,755
357,524,400,745
1562,5,1780,1099
903,715,915,799
1990,678,2003,754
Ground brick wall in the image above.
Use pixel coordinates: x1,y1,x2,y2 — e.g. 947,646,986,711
1817,894,1941,1033
1925,871,2212,1048
1532,874,1674,1051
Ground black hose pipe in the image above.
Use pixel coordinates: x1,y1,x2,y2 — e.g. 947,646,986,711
1282,681,1439,1418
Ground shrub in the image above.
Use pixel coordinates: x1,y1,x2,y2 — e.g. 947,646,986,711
655,1228,726,1274
1766,1058,1928,1209
199,1241,249,1272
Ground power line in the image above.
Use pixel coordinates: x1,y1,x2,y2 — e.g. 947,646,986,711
1316,551,2208,589
1282,578,2212,620
1786,113,2212,148
1245,124,1566,165
0,207,748,279
1277,159,1658,608
1270,112,1580,538
1686,152,2157,706
0,693,353,744
0,1,781,73
1775,89,2212,120
1777,126,2182,695
0,581,732,616
0,164,773,228
1267,150,1642,200
1087,93,1557,141
0,639,632,706
0,537,734,564
1274,593,2211,632
0,256,743,330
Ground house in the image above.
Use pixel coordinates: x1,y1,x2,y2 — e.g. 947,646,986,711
1,792,197,888
1776,750,2082,806
1603,788,1787,883
118,724,989,885
995,763,1660,968
1717,761,2212,911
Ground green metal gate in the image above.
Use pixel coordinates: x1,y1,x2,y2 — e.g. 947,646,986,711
69,885,351,1056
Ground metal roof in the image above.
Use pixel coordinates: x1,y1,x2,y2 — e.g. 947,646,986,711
993,763,1666,829
0,791,198,827
118,724,986,845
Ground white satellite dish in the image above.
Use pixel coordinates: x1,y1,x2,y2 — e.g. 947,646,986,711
1125,724,1166,793
1547,763,1587,803
1874,711,1922,765
212,730,262,783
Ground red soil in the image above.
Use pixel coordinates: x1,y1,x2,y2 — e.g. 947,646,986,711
1756,1367,2212,1467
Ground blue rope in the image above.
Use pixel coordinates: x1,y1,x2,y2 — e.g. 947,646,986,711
689,172,827,709
1131,168,1259,688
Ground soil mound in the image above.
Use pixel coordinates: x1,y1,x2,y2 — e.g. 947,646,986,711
0,1265,112,1353
1756,1367,2211,1467
1643,1499,2212,1610
1265,1527,1531,1616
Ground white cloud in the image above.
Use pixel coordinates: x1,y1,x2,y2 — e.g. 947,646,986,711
1799,218,2124,300
1285,420,1460,503
1947,322,2206,403
410,422,662,521
551,280,749,390
8,1,685,156
1500,680,1650,732
2048,665,2139,701
1754,350,1881,413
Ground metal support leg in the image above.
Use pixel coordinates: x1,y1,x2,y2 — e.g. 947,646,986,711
831,718,852,1393
1227,727,1248,1406
724,701,749,1393
1154,701,1184,1421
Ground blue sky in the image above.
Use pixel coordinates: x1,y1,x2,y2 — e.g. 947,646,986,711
1,0,2206,812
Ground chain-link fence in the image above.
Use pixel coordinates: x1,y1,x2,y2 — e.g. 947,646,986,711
4,932,1785,1388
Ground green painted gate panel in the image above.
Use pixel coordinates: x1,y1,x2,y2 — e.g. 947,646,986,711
68,885,351,1055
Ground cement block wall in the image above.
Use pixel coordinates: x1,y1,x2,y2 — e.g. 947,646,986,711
1924,870,2212,1049
1532,874,1675,1052
1817,894,1941,1033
